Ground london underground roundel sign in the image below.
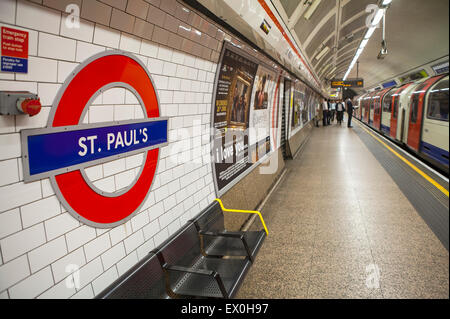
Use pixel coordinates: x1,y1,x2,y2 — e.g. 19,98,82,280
20,51,168,228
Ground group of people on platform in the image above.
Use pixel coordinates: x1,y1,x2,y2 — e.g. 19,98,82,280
314,98,354,128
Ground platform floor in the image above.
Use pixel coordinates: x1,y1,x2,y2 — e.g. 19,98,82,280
236,118,449,299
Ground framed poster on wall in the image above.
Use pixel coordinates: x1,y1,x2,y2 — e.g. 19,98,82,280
211,43,279,196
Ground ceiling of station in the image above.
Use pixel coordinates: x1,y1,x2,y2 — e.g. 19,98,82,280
195,0,449,92
275,0,449,89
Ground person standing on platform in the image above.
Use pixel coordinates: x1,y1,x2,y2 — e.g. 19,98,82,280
314,103,321,127
329,100,336,124
322,98,328,127
346,97,354,128
326,99,331,125
336,99,345,125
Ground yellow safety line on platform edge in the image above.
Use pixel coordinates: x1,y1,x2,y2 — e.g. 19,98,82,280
215,198,269,235
356,121,449,197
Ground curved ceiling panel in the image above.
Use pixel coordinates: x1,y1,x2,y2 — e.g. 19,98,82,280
197,0,449,93
338,40,360,54
311,35,335,61
280,0,301,18
306,16,336,60
315,48,334,70
338,26,365,44
340,14,367,41
341,0,376,23
336,57,353,70
294,0,337,44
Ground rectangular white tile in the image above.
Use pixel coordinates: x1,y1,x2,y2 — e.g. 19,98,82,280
0,255,30,292
44,212,79,241
16,0,61,34
21,195,61,228
38,33,76,61
0,181,42,214
28,236,67,273
9,266,54,299
0,223,46,263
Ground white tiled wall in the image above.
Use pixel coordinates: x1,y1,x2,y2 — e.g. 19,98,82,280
0,0,234,298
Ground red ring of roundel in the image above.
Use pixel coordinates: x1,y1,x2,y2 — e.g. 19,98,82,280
51,54,160,226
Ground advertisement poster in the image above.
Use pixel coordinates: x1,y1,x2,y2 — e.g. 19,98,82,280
212,47,258,194
212,44,280,195
291,89,302,128
249,64,276,163
271,74,282,150
303,87,310,125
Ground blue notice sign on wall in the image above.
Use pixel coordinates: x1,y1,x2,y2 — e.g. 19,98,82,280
1,56,28,73
21,118,168,182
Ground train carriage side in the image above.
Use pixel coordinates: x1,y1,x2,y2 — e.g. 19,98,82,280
389,82,413,140
418,75,449,171
372,88,392,131
363,92,375,124
356,93,367,120
394,80,424,143
406,75,444,151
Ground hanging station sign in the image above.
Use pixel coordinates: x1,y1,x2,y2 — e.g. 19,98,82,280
331,78,364,88
20,51,168,228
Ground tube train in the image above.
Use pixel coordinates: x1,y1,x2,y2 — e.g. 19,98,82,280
354,74,449,173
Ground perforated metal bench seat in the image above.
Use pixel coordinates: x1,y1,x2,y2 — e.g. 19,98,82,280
165,256,251,298
191,201,267,262
202,230,266,260
95,252,170,299
154,223,252,299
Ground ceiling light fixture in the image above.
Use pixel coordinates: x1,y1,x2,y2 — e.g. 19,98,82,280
315,46,330,60
304,0,322,20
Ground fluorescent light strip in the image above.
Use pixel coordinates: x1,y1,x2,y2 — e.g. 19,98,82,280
359,38,369,49
371,8,385,26
365,26,376,39
342,5,390,80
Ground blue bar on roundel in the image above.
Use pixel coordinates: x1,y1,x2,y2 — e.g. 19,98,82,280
26,119,168,177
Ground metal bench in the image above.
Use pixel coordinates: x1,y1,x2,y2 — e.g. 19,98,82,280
190,199,267,262
153,222,252,299
95,252,170,299
95,200,268,299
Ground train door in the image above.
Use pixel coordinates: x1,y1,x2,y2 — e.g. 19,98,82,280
282,79,292,159
390,83,411,139
360,94,367,120
357,94,366,120
373,88,390,130
406,76,443,151
381,88,395,135
363,93,371,123
357,99,361,119
398,82,421,143
369,93,375,125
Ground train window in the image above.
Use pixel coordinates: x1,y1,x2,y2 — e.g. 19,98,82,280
393,85,410,118
410,82,428,124
376,96,383,114
427,79,449,121
382,91,394,113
